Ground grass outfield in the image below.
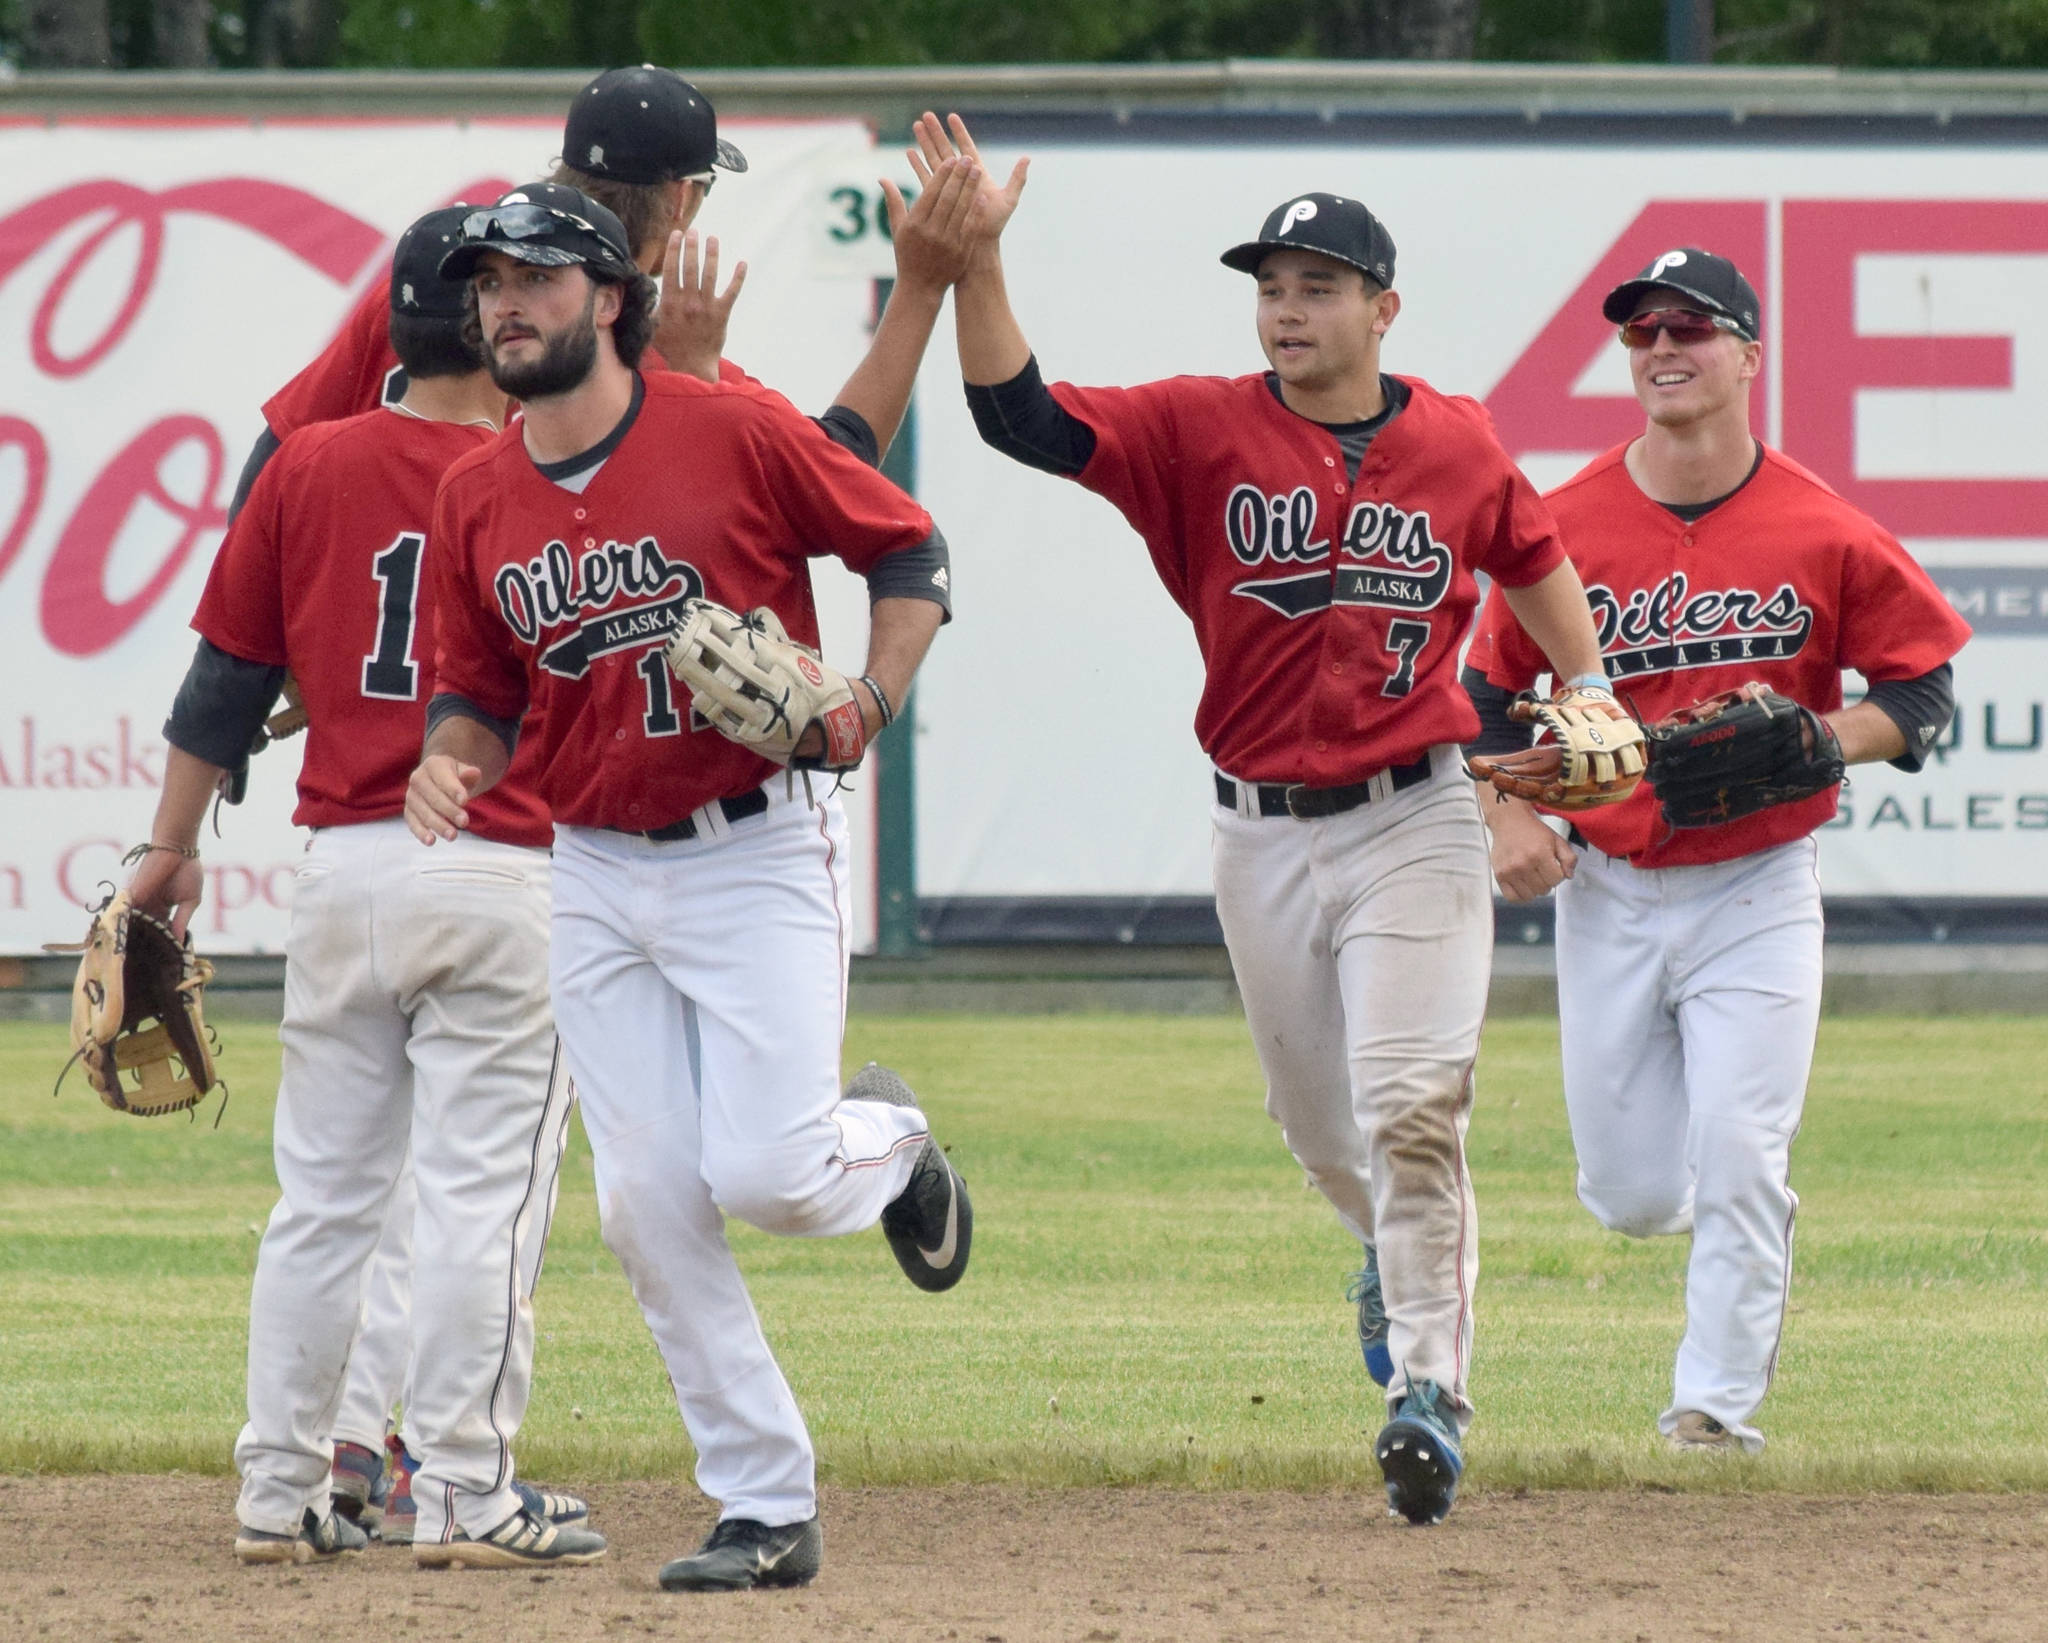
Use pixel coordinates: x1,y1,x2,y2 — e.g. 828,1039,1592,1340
1,1014,2042,1494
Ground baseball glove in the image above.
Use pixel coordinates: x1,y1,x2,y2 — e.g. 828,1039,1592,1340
51,890,219,1117
1643,682,1845,828
664,599,868,772
1467,685,1648,811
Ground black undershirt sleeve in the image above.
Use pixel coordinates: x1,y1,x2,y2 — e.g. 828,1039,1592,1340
813,406,881,469
1862,664,1954,773
964,355,1096,477
227,427,282,526
1461,664,1532,760
163,639,287,770
426,692,521,760
863,527,952,621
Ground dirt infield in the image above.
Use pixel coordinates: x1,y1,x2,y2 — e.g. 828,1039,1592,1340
4,1475,2045,1642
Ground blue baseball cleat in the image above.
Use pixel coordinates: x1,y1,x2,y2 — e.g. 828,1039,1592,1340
1346,1248,1393,1388
1375,1378,1464,1526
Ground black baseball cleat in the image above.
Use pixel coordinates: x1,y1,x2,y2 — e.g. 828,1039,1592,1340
1374,1379,1465,1527
234,1505,369,1565
658,1515,823,1592
848,1062,974,1293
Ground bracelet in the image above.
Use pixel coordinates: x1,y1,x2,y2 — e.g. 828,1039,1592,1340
123,841,201,866
859,674,896,727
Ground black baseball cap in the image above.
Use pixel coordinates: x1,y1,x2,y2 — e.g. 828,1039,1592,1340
1220,193,1396,287
390,206,472,319
438,182,639,282
1602,248,1761,341
563,65,748,185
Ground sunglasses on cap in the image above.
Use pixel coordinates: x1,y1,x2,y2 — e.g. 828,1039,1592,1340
681,170,716,194
1619,309,1748,349
460,201,607,244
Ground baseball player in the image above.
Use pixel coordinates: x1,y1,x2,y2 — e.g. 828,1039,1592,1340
231,65,973,515
923,114,1612,1526
405,185,968,1591
222,76,977,1527
127,210,603,1570
1465,248,1969,1452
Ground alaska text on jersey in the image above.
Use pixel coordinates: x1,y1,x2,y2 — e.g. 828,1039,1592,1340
1586,572,1814,680
492,537,706,680
1224,484,1451,619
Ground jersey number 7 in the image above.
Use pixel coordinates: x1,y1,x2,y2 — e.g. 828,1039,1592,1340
1381,619,1430,699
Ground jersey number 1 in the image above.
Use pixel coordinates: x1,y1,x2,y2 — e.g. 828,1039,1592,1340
1380,619,1430,699
362,532,424,701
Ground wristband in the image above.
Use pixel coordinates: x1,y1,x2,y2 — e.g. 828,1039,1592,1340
1566,671,1612,694
859,674,896,727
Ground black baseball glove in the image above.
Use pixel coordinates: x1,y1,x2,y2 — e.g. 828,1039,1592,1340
1643,682,1845,829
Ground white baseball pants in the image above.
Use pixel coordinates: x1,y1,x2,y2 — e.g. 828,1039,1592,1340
235,820,571,1540
548,787,927,1529
330,1083,573,1461
329,1157,412,1454
1210,749,1489,1425
1554,835,1823,1451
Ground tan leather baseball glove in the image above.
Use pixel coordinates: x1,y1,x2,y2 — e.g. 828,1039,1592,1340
1468,684,1648,811
664,598,868,772
51,890,219,1117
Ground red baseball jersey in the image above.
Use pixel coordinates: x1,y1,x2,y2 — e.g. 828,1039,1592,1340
1051,372,1566,785
262,272,735,439
430,371,933,830
1468,442,1971,867
195,408,553,847
262,280,402,439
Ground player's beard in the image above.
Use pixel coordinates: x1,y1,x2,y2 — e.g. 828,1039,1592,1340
486,286,601,400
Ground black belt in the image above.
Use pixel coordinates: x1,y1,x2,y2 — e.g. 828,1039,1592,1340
1215,754,1433,820
617,786,769,843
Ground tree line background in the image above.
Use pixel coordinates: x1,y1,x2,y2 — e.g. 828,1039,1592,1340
7,0,2048,73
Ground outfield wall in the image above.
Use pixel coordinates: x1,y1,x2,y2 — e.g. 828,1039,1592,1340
0,73,2042,954
910,114,2048,939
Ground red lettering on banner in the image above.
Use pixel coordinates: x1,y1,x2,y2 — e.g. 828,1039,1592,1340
1485,202,1769,461
0,415,47,586
55,838,124,908
0,179,386,379
39,416,226,656
1780,200,2048,536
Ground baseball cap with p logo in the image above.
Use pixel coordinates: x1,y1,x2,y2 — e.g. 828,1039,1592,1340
564,65,749,185
390,205,472,319
438,182,640,282
1220,192,1397,287
1602,248,1761,340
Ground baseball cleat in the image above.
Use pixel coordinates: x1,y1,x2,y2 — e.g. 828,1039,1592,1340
850,1062,974,1293
414,1506,608,1570
1346,1247,1393,1388
658,1515,823,1592
235,1506,369,1565
329,1439,389,1531
1666,1411,1743,1452
514,1481,591,1525
1375,1379,1464,1527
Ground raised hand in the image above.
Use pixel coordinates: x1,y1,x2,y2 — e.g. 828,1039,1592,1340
655,229,748,383
907,112,1029,250
881,154,981,295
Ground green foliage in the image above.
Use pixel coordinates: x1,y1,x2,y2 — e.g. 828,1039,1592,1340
1,1014,2044,1491
9,0,2048,70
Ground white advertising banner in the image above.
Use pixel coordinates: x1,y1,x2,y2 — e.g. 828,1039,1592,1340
909,135,2048,906
0,115,890,954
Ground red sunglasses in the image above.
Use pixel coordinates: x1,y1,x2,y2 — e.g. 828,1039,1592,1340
1619,308,1746,349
